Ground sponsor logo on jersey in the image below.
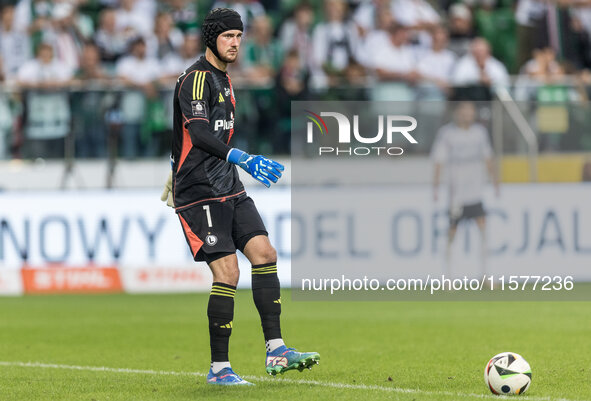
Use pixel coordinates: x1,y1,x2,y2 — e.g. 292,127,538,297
214,119,234,130
218,93,225,103
191,100,207,117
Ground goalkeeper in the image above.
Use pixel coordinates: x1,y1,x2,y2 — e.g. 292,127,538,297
161,7,319,386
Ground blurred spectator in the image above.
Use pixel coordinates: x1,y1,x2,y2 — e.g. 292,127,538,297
366,23,419,86
359,5,394,61
564,13,591,71
452,37,509,88
352,0,392,38
520,47,564,84
577,5,591,38
447,3,474,57
163,0,199,34
145,12,184,60
311,0,361,88
17,41,73,89
95,8,130,65
278,2,314,71
115,37,161,158
242,15,283,85
211,0,265,31
160,34,202,79
392,0,440,30
417,25,456,94
515,0,550,72
0,56,12,159
0,4,32,82
71,43,109,158
17,42,73,158
74,43,109,82
275,49,309,153
115,0,154,38
13,0,52,33
42,2,84,72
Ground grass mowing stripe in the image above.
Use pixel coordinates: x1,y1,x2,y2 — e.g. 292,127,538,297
0,361,586,401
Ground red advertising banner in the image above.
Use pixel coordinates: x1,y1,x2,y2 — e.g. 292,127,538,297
22,266,123,294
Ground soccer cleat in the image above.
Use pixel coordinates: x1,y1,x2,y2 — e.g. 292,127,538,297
265,345,320,376
206,367,253,385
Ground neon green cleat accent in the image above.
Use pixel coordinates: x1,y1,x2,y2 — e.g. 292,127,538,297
265,346,320,376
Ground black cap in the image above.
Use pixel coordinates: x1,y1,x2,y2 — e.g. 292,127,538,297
202,8,243,60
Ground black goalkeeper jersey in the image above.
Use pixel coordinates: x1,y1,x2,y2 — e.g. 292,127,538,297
171,56,245,211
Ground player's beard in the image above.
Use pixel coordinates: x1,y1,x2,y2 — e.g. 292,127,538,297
219,49,238,63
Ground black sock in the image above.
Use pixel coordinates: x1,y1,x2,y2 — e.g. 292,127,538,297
208,282,236,362
252,262,282,341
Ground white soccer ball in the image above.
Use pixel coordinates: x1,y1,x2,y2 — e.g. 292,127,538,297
484,352,532,396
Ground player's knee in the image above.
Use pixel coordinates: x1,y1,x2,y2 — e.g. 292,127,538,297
260,245,277,264
215,266,240,286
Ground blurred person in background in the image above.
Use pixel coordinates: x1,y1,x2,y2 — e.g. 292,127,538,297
392,0,441,47
447,2,474,57
163,0,199,34
241,14,283,85
145,12,184,60
160,33,202,80
431,101,499,277
352,0,393,38
210,0,266,30
359,4,394,59
417,25,456,97
515,0,550,72
392,0,440,30
115,36,161,158
365,23,419,100
278,2,314,71
563,12,591,71
274,49,309,153
95,8,131,65
13,0,53,41
0,56,14,159
17,42,73,158
115,0,154,38
519,47,564,84
452,37,509,91
0,3,32,82
71,42,110,158
43,1,84,72
311,0,361,88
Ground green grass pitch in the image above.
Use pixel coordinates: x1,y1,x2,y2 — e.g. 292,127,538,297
0,291,590,400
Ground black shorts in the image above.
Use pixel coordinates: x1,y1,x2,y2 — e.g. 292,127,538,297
177,195,267,264
449,202,486,227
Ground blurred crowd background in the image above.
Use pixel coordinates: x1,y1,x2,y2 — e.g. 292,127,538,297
1,0,591,162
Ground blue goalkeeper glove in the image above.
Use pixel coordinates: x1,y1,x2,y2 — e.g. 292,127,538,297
227,148,284,187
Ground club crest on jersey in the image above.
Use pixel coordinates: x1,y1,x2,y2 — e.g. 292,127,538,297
205,235,218,246
191,100,207,118
224,87,231,97
266,356,288,368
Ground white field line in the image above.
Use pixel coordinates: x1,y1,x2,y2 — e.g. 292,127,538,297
0,361,585,401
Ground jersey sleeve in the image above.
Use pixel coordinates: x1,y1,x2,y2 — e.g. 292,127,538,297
178,70,212,126
178,70,232,160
